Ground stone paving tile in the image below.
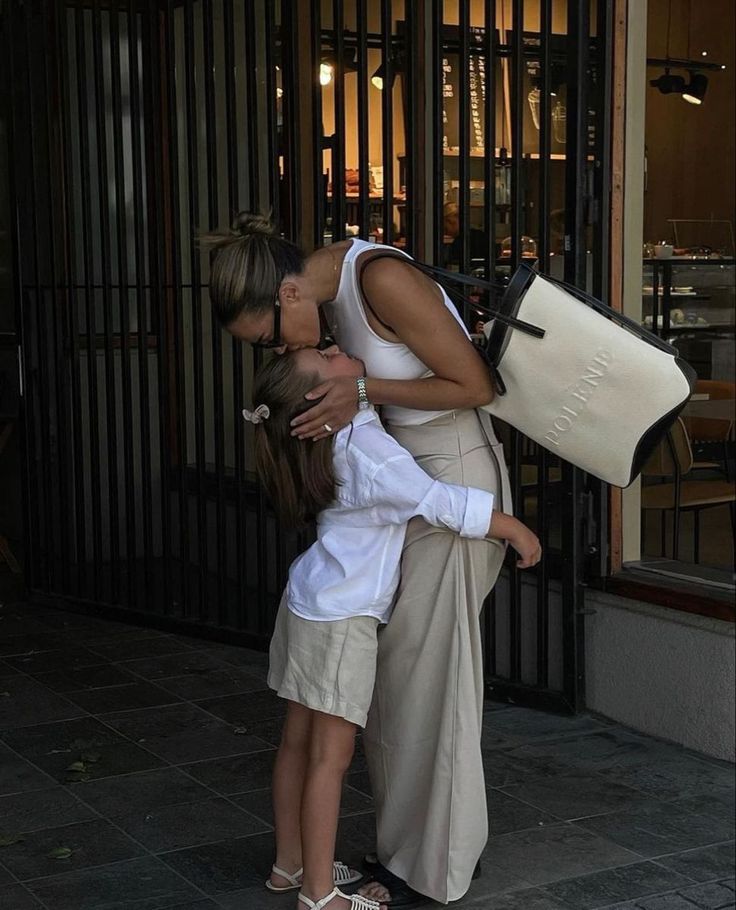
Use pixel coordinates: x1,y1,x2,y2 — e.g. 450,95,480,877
0,632,64,658
1,716,165,782
655,842,736,883
0,659,21,677
232,782,371,828
0,817,144,881
193,690,287,727
158,832,275,895
482,706,613,749
576,799,735,858
0,742,56,795
99,703,268,763
499,772,645,821
541,860,695,909
25,855,203,910
677,880,736,908
181,750,277,795
113,796,269,852
0,865,14,886
3,646,107,674
460,886,575,909
114,650,235,682
0,785,97,833
85,634,199,662
163,902,220,910
635,895,705,909
0,675,87,730
482,823,641,887
214,884,295,910
63,680,183,715
74,766,213,817
487,788,561,836
482,746,572,788
0,883,45,909
155,667,266,701
32,662,142,693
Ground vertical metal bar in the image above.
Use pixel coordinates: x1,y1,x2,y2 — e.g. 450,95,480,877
538,0,551,271
563,0,589,288
164,0,190,619
243,1,268,636
129,0,154,610
534,0,552,690
380,0,394,245
41,0,72,596
146,0,173,616
24,6,53,593
92,0,121,603
202,0,227,624
183,0,208,618
109,1,136,606
311,0,324,243
402,0,415,253
483,0,496,287
561,0,590,712
76,5,104,601
223,0,244,629
6,1,40,593
510,0,524,266
431,1,443,263
264,0,280,225
356,0,369,239
57,2,88,599
458,0,470,275
332,0,346,242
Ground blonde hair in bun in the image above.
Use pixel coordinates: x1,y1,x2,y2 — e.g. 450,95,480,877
199,211,305,326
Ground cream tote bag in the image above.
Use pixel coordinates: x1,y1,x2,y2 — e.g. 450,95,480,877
358,255,696,488
480,265,696,487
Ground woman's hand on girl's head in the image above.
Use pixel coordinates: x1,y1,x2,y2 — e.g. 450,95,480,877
290,375,360,440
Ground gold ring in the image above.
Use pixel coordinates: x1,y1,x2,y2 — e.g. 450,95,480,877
323,423,333,433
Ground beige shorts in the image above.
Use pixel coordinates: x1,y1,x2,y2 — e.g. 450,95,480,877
268,596,380,727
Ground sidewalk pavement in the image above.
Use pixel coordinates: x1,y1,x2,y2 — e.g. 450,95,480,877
1,596,733,910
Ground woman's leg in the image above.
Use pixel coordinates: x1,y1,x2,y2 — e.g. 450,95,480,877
362,410,508,905
270,700,312,887
299,710,356,903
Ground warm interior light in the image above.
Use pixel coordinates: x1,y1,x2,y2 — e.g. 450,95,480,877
371,64,385,90
320,62,333,86
682,72,708,104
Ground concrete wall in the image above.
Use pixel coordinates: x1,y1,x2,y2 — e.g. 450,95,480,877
584,589,735,762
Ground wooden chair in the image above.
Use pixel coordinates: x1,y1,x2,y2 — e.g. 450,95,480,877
641,417,736,563
683,379,735,479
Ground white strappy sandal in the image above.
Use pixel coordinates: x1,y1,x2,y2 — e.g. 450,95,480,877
297,886,384,910
265,861,362,893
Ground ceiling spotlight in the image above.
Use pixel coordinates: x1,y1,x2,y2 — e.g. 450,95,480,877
649,69,686,94
682,72,708,104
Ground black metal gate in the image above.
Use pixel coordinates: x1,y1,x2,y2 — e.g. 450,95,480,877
2,0,613,713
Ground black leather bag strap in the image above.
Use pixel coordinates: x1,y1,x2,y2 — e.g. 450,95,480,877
357,250,545,340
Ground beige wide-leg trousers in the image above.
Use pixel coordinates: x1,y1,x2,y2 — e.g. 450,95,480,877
363,409,511,905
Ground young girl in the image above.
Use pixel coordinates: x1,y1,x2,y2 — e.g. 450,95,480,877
243,345,541,910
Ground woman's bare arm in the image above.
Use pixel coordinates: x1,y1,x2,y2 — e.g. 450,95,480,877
291,256,494,439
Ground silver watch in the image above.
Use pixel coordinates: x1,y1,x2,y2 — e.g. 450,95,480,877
356,376,370,410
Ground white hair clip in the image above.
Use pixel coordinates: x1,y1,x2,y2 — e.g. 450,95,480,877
242,404,270,424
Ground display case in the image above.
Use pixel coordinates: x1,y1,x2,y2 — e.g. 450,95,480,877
642,258,735,381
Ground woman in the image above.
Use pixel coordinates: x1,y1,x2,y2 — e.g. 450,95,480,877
204,212,513,907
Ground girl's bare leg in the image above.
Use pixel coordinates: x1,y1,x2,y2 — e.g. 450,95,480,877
299,711,359,906
270,700,313,887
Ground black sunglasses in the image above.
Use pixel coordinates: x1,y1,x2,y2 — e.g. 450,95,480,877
251,296,282,350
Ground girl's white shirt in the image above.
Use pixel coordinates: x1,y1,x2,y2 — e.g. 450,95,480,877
286,408,494,624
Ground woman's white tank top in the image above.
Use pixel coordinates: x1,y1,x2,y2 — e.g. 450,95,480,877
324,239,471,426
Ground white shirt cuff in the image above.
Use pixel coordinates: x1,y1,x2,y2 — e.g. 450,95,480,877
460,489,495,539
